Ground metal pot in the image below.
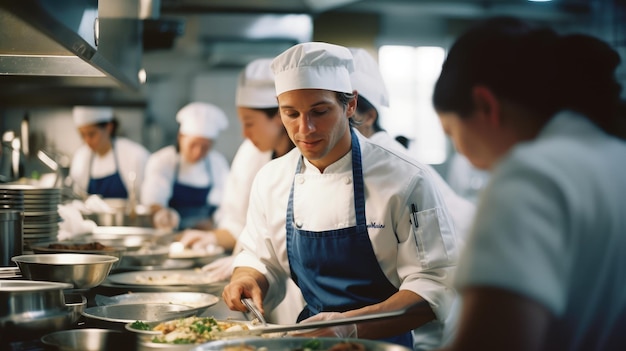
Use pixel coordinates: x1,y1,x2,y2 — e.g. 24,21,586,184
0,280,86,343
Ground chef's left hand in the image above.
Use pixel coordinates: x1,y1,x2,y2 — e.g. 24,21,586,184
295,312,357,338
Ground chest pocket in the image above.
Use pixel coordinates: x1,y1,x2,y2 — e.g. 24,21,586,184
413,207,458,269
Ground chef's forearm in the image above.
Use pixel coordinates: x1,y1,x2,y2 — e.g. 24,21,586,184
344,290,435,340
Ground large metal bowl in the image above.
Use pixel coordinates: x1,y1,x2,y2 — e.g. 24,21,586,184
121,244,170,266
0,280,86,343
41,328,137,351
90,226,171,251
193,337,414,351
12,253,119,289
30,241,127,268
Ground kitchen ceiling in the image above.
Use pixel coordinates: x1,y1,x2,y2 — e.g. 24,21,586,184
159,0,593,20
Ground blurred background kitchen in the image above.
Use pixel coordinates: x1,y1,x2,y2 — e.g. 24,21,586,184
1,0,625,199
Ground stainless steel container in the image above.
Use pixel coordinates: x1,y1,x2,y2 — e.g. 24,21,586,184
12,253,119,289
41,328,137,351
0,280,85,343
0,209,23,267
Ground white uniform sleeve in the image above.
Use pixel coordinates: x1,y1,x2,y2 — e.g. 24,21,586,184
206,150,230,209
140,147,176,207
395,170,460,324
213,140,271,240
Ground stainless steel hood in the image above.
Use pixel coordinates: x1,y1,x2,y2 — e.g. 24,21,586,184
0,0,144,101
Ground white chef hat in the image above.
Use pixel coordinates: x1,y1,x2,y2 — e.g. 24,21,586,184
72,106,114,127
235,58,277,108
271,42,354,96
349,48,390,118
176,102,229,139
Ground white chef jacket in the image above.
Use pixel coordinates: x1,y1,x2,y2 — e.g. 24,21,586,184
140,145,230,211
213,139,272,239
234,130,460,348
69,137,149,199
369,131,475,242
455,111,626,350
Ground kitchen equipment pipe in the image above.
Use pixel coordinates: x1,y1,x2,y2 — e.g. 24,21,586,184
0,209,23,267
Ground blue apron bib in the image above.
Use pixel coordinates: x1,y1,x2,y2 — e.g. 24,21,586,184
87,141,128,199
168,157,216,230
286,129,413,347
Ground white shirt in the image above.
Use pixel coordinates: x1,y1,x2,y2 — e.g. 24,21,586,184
213,139,272,239
455,111,626,350
69,137,149,199
235,131,461,348
140,145,230,210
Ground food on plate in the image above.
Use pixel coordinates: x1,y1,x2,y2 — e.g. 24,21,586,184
149,316,250,344
131,320,152,330
47,241,115,251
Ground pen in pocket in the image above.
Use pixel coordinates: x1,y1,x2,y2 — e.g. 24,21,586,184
410,204,419,229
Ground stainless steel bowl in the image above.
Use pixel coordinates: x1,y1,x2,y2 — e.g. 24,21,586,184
12,253,119,289
0,280,86,343
30,241,127,269
41,328,137,351
193,337,414,351
91,226,170,251
121,244,170,266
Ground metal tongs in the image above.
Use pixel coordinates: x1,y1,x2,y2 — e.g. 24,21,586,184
242,298,267,326
215,301,428,338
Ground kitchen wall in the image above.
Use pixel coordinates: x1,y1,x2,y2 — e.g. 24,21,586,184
1,1,625,184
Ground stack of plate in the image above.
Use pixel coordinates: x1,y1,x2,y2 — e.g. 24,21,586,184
0,188,24,212
0,185,61,251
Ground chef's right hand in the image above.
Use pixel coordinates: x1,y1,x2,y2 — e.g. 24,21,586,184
153,207,180,230
222,269,265,315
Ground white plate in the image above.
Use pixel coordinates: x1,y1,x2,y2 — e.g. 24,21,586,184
96,292,219,310
168,245,225,260
107,269,220,286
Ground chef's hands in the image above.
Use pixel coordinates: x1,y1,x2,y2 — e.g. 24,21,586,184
200,255,234,281
153,207,180,230
222,267,268,316
296,312,358,338
178,229,217,250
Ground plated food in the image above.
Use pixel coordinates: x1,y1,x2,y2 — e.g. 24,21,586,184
128,316,252,344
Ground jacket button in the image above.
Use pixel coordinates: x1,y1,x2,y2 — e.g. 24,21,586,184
297,176,305,184
344,177,352,184
295,221,303,228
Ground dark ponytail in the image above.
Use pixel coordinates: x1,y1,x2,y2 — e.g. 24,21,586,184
433,16,625,138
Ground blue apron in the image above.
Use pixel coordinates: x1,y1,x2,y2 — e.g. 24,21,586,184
168,157,216,230
87,141,128,199
286,129,413,347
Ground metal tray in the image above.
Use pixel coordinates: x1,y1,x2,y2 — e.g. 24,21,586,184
95,292,219,311
107,269,220,286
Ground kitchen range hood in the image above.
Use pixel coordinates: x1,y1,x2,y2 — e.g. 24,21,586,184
0,0,144,100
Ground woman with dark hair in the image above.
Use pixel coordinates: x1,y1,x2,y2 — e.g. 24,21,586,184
433,17,626,351
70,106,149,199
